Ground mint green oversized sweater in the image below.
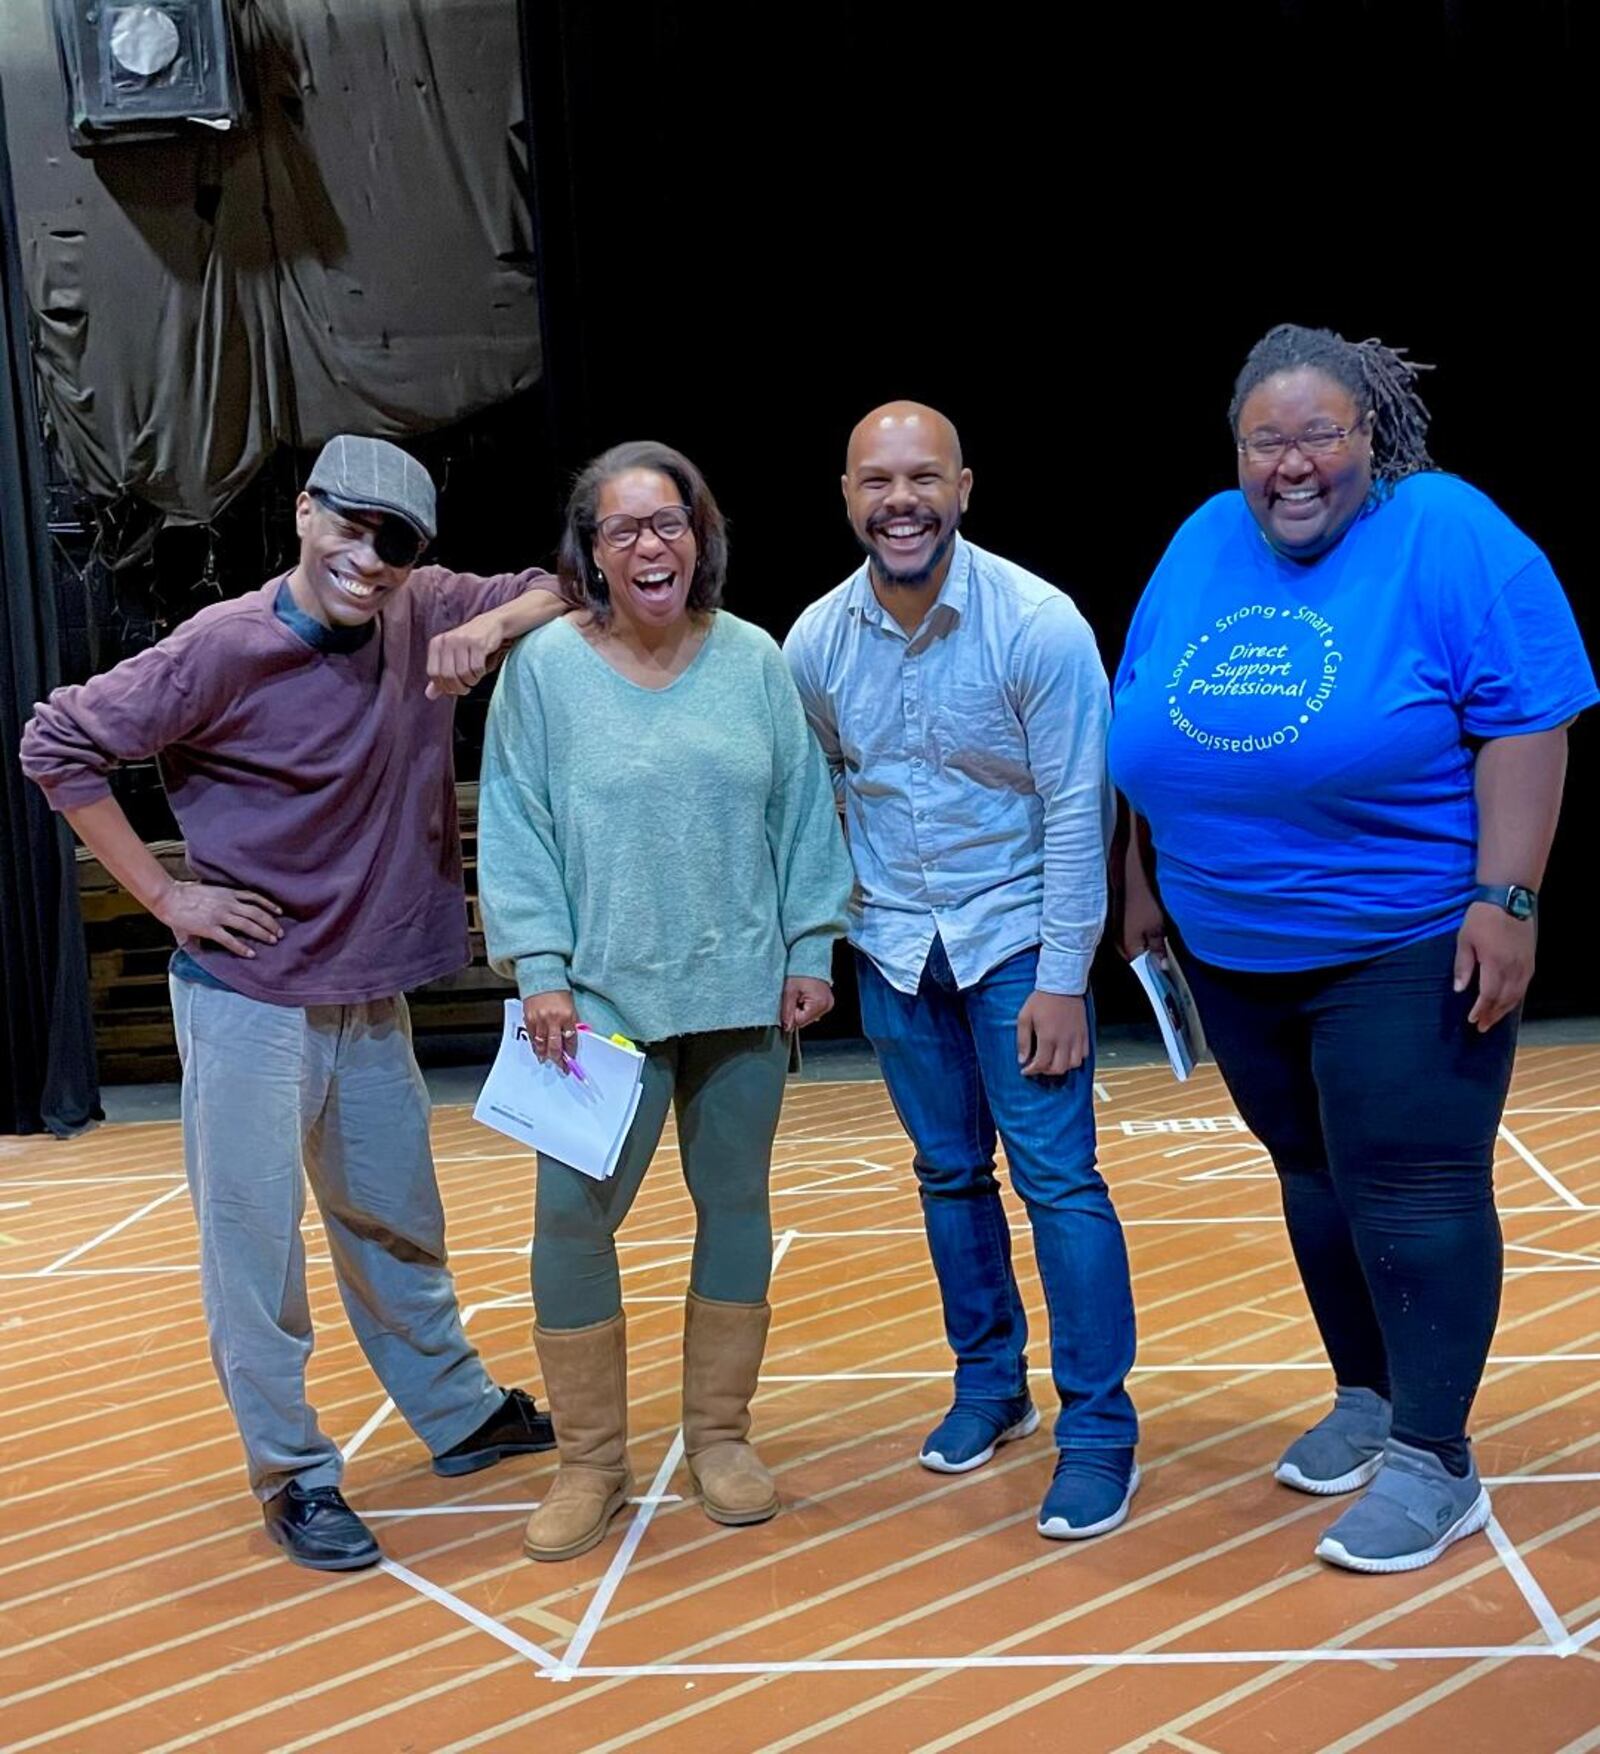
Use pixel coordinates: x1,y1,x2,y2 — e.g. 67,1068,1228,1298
477,612,854,1044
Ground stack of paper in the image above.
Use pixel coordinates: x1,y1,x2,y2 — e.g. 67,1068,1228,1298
1129,948,1208,1082
473,1000,646,1180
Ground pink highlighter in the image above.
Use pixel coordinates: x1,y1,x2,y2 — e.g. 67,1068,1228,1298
562,1025,591,1083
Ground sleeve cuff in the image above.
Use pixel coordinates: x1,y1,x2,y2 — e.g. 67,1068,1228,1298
514,954,571,998
33,774,115,813
1034,950,1091,996
785,935,838,983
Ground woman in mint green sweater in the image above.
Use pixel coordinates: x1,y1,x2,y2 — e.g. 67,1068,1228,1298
478,440,853,1564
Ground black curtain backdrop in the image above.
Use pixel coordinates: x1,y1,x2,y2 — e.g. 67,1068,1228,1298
1,4,1591,1094
0,73,100,1135
520,0,1596,1028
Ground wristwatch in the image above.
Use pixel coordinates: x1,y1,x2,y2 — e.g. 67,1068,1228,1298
1472,883,1538,922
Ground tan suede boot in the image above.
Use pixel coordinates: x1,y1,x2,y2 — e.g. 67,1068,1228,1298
523,1312,632,1562
682,1292,780,1525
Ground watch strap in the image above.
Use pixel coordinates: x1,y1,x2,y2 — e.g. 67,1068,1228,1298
1471,883,1538,920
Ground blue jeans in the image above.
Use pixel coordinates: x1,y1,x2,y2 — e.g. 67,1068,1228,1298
856,939,1138,1450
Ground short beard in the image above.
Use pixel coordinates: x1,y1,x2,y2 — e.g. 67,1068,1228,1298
859,522,957,589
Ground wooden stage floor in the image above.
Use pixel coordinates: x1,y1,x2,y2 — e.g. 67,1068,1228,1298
3,1047,1599,1752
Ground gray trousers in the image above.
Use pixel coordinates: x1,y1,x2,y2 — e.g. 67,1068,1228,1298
171,978,502,1500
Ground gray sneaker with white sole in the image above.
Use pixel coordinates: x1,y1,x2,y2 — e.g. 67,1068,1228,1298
1275,1386,1391,1496
1314,1438,1491,1574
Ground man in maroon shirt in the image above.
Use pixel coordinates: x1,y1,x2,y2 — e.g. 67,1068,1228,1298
21,437,568,1570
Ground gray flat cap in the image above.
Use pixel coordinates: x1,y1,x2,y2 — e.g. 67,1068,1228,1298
305,435,437,542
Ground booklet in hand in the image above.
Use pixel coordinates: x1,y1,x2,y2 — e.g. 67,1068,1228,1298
473,1000,646,1180
1129,947,1208,1082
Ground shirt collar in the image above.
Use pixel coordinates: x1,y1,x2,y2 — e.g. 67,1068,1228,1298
274,576,375,654
847,534,973,632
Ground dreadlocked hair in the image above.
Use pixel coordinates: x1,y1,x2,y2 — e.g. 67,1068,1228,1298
1228,323,1436,499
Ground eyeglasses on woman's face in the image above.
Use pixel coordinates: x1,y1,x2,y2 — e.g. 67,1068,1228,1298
1236,413,1371,465
595,504,693,549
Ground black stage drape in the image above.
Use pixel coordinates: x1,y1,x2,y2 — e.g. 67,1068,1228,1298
517,1,1596,1027
0,73,100,1136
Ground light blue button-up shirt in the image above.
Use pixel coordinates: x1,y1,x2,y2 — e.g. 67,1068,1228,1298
784,536,1113,997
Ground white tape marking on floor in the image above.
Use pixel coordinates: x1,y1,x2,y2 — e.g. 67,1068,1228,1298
365,1496,683,1517
1485,1515,1574,1651
551,1226,798,1682
1499,1123,1585,1210
378,1557,559,1670
1485,1474,1600,1485
563,1643,1569,1679
39,1183,188,1275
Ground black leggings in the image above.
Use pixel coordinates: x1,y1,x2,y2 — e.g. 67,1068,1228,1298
1182,931,1518,1469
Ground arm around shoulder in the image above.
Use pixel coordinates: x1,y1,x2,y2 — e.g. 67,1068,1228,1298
423,567,575,698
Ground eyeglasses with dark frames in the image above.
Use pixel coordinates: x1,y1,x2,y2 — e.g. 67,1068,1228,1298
595,504,693,549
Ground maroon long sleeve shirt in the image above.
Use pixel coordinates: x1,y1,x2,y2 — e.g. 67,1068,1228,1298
20,566,559,1007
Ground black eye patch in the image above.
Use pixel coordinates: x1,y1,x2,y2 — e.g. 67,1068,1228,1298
371,519,426,568
312,492,426,568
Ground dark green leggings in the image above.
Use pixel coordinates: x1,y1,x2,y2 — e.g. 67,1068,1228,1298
531,1027,788,1330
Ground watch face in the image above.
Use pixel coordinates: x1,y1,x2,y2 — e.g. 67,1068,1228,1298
1508,887,1537,921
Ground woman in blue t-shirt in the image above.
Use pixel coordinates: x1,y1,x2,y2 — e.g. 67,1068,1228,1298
1110,323,1596,1575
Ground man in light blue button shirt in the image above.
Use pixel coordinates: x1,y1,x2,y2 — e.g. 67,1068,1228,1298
785,402,1139,1540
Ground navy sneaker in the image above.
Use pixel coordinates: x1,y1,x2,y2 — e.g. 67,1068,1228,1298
919,1397,1039,1474
263,1480,381,1571
431,1388,556,1478
1037,1448,1140,1540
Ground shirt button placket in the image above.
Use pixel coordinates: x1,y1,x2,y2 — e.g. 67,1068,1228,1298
904,654,931,896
